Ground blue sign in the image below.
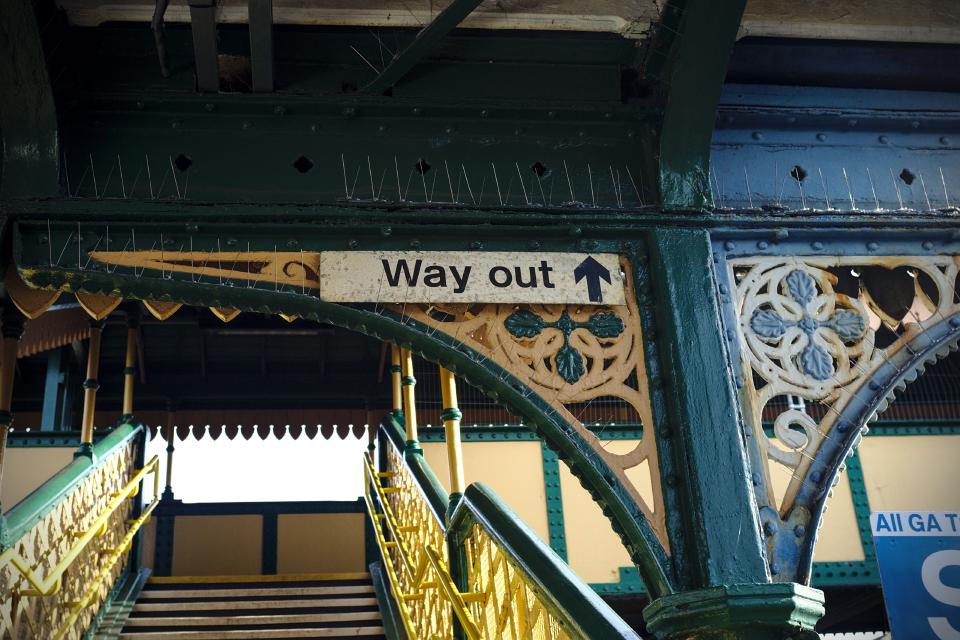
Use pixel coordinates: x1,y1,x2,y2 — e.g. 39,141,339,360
871,511,960,639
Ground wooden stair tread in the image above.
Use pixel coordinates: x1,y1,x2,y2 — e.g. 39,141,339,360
139,585,375,599
118,627,385,639
133,597,379,612
126,611,381,627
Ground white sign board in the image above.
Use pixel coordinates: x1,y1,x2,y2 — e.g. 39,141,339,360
319,251,626,305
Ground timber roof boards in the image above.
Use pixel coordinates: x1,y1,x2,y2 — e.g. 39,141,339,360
54,0,960,44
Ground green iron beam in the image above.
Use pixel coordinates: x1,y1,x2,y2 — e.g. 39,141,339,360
363,0,485,93
0,0,59,198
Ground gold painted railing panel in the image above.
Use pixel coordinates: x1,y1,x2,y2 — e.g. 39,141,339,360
367,429,617,640
382,442,452,640
0,440,136,640
466,524,570,640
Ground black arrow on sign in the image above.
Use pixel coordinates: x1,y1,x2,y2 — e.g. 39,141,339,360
574,256,611,303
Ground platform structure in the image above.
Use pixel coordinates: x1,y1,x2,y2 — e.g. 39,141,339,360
0,1,959,638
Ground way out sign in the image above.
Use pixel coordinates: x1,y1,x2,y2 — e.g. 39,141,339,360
319,252,626,305
871,511,960,639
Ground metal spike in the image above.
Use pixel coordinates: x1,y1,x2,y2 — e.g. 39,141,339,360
367,156,376,200
420,164,429,203
145,155,154,200
743,165,754,209
940,167,952,208
394,157,403,202
89,154,99,199
341,154,350,199
350,165,361,199
515,163,530,205
437,160,452,204
492,163,503,206
918,171,933,211
587,164,596,207
462,164,476,205
117,155,126,198
563,160,576,204
63,152,71,197
817,168,831,210
842,167,856,210
535,168,547,205
610,166,622,208
101,158,116,200
169,156,181,199
626,166,642,205
47,220,53,266
889,168,904,210
866,168,880,210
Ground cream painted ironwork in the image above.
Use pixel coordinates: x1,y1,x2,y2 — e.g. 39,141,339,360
386,257,665,547
730,255,960,515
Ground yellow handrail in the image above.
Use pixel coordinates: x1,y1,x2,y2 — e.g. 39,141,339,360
0,455,160,597
363,452,482,640
54,490,160,640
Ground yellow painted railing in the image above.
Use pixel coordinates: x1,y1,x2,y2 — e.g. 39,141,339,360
364,450,474,639
0,429,158,640
366,419,639,640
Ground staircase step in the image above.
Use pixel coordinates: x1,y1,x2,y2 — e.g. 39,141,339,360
138,585,375,599
133,597,379,613
119,574,385,640
119,628,385,639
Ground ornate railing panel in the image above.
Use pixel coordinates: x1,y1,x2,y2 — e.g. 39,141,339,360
0,425,155,640
365,417,639,640
379,431,452,639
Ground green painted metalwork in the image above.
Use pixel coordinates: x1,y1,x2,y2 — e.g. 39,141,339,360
643,583,824,640
645,228,768,589
0,423,142,547
416,425,643,441
15,227,675,600
504,310,624,384
0,0,59,198
363,0,484,93
539,441,567,562
448,483,640,640
590,566,646,597
643,0,747,209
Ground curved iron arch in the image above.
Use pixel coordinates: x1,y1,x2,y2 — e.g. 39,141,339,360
797,311,960,584
23,266,677,599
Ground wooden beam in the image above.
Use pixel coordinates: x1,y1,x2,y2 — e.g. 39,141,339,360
248,0,274,92
363,0,484,93
188,0,219,92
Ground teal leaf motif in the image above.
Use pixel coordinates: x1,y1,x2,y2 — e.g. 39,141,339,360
800,343,834,381
786,270,817,306
823,309,866,342
555,343,585,384
585,312,624,339
505,310,545,339
751,309,787,339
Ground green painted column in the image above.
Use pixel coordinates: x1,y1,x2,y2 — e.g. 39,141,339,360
642,228,824,638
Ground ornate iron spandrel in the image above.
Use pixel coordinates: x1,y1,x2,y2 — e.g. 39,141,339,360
386,258,666,550
717,242,960,583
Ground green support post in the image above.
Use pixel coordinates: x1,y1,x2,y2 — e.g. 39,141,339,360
642,228,824,638
645,0,747,210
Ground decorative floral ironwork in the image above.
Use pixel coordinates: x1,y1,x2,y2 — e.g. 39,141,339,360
749,270,866,381
505,310,624,383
